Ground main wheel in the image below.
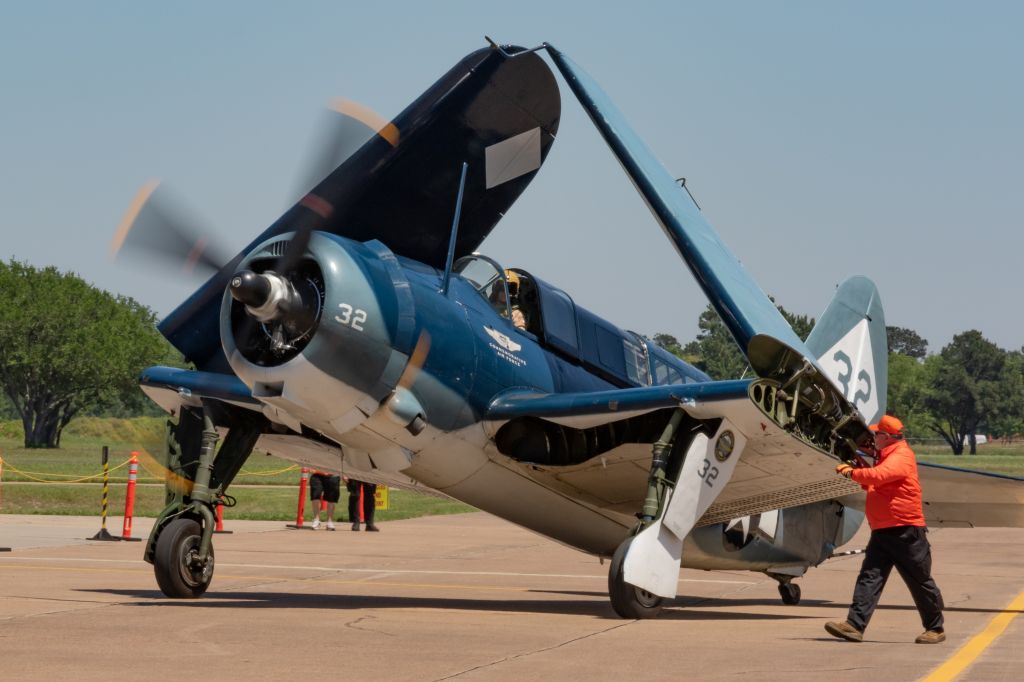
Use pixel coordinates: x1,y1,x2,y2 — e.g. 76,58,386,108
778,582,801,605
154,518,214,598
608,537,664,619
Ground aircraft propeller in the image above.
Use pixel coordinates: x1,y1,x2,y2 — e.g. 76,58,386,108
111,180,230,277
112,99,398,276
112,99,400,356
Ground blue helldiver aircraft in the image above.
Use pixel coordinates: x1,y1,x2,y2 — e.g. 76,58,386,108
121,41,1024,618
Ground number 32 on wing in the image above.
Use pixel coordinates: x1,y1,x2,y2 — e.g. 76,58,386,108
335,303,367,331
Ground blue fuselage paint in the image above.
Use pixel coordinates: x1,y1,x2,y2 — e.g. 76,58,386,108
396,251,624,430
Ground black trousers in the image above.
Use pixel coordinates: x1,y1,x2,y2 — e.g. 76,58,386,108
847,525,944,632
347,481,377,524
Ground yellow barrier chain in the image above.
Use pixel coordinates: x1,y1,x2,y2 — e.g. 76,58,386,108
1,457,131,484
237,464,299,477
2,454,297,485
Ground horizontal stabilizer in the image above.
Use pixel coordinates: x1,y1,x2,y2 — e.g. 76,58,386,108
918,462,1024,528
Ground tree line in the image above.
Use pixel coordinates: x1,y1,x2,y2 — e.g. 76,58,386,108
0,260,180,448
654,304,1024,455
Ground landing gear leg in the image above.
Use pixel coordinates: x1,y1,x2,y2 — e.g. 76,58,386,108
145,403,264,598
607,410,688,619
608,537,664,619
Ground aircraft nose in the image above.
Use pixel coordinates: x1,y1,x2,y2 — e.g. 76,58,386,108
221,232,419,439
229,270,271,308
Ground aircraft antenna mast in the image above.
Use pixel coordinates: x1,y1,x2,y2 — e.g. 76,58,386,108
440,161,469,295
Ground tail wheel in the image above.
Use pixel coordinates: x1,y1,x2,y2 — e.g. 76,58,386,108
154,518,214,598
608,537,664,619
778,582,801,605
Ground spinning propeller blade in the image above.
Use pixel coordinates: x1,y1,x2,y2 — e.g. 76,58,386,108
136,448,194,496
113,99,399,281
294,98,400,199
111,181,229,276
397,331,432,390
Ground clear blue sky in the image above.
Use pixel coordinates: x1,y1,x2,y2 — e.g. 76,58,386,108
2,2,1021,354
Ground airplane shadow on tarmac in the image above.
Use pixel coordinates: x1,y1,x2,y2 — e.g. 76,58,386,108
533,590,1024,617
77,588,822,621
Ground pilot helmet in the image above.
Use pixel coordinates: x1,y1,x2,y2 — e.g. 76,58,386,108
505,270,520,294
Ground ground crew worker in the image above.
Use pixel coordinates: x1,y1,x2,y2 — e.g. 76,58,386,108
825,415,945,644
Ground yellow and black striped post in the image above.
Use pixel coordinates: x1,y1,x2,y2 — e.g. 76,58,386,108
89,446,120,542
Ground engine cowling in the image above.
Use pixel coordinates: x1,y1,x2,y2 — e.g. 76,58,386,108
220,233,416,438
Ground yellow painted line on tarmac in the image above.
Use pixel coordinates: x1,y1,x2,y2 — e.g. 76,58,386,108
920,589,1024,682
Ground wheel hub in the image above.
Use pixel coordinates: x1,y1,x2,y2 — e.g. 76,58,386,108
179,537,213,587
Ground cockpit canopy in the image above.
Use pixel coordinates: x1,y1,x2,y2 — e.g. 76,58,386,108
455,254,709,388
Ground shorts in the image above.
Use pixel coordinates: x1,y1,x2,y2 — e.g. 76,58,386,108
309,473,341,503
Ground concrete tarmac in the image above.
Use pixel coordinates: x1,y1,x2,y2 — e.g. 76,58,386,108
2,512,1023,681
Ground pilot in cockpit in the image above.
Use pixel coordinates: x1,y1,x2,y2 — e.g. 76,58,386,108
505,271,528,330
489,270,527,330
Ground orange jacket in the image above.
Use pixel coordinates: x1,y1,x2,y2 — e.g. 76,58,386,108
849,439,926,529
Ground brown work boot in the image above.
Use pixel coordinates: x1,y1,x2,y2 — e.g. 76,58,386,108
824,621,863,642
915,630,946,644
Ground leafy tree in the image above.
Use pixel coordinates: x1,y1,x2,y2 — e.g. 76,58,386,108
987,350,1024,442
0,260,173,447
887,326,928,359
0,390,16,420
923,330,1005,454
886,353,934,437
784,309,815,343
651,333,684,357
670,302,813,380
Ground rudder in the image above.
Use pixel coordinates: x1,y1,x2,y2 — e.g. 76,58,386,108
805,276,887,424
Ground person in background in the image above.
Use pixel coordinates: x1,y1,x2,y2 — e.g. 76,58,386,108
347,478,379,532
825,415,945,644
308,471,341,530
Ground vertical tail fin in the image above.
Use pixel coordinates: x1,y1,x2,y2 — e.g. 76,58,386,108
805,276,888,425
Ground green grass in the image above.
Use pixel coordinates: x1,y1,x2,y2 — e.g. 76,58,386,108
0,418,475,520
915,442,1024,477
0,444,304,486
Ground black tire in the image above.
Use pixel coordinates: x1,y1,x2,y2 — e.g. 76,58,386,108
778,582,801,605
154,518,214,598
608,537,664,619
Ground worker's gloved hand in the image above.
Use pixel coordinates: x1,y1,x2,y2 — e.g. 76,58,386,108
835,463,855,478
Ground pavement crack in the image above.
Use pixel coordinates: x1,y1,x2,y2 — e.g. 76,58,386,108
344,615,395,637
433,621,634,680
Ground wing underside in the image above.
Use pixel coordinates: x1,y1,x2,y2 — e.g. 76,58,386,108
487,383,861,528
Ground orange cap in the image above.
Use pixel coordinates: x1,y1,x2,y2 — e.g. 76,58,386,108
869,415,904,435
